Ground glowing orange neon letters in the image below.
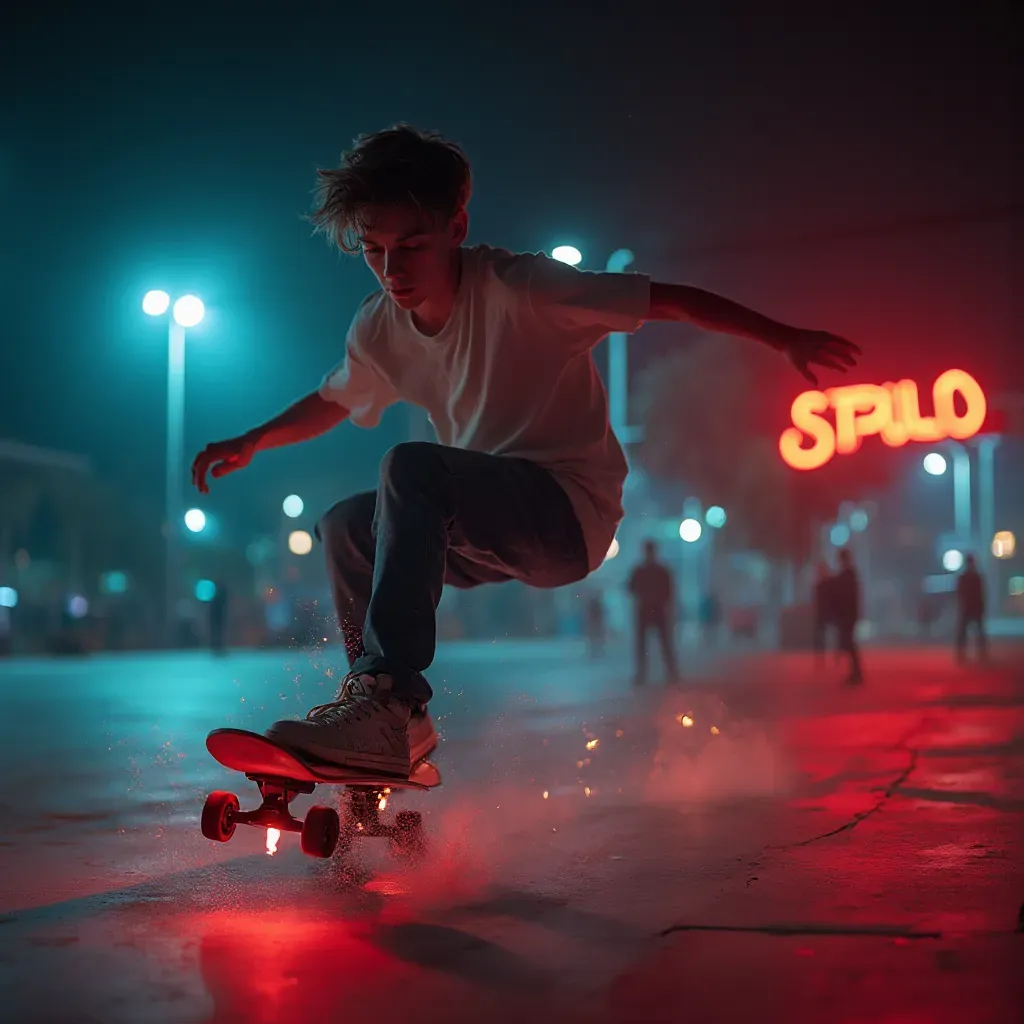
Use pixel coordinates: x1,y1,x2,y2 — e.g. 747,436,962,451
779,369,986,471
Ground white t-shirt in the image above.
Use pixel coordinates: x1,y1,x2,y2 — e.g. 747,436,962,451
320,244,651,572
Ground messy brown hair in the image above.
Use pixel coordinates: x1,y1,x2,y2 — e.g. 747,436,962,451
309,124,472,253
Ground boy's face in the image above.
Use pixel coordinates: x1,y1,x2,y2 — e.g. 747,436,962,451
358,203,466,310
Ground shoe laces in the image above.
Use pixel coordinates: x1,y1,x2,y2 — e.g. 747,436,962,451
305,674,388,726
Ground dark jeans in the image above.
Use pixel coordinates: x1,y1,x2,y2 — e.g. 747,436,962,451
634,611,678,683
956,614,987,661
813,615,827,655
316,441,590,704
836,620,863,680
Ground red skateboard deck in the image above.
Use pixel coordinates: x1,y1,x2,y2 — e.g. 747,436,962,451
206,728,441,790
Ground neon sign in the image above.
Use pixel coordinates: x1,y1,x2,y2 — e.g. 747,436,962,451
779,369,987,471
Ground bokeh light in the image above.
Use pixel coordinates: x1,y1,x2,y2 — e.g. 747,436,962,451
100,571,128,594
288,530,313,555
830,523,851,547
184,508,207,533
195,579,217,602
923,452,947,476
604,537,620,561
679,518,702,543
992,530,1015,559
0,586,18,609
942,549,964,572
67,595,89,618
849,509,869,532
551,245,582,266
282,494,304,518
172,294,205,328
705,505,727,529
142,289,170,316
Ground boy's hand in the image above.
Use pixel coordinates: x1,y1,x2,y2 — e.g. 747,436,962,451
191,435,257,493
772,327,860,386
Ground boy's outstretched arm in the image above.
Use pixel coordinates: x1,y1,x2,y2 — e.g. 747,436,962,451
191,391,349,494
647,282,860,384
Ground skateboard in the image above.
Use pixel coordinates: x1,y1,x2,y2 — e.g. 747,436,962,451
202,728,441,859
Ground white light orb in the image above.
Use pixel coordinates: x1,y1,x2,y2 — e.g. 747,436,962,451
288,529,313,555
67,595,89,619
173,294,205,328
184,508,207,533
604,537,620,561
142,289,171,316
282,494,304,518
923,452,947,476
942,549,964,572
679,518,702,543
551,245,583,266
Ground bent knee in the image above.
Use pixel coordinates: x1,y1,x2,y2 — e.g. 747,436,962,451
379,441,444,486
317,493,375,548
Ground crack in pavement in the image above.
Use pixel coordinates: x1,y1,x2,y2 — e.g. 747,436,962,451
657,922,941,940
790,747,919,847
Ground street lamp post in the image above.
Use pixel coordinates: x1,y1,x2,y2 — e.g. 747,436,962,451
976,436,1000,615
551,245,641,445
924,444,972,543
143,290,205,644
926,439,1001,612
950,443,972,543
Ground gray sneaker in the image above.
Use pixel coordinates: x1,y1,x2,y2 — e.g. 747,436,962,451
266,672,437,777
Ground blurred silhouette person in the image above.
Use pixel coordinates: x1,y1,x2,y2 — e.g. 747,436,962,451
699,590,722,648
812,561,835,667
584,590,606,658
833,548,863,684
955,554,987,663
627,540,678,685
209,580,228,656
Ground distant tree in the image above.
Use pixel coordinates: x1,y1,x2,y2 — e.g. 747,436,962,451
633,337,894,564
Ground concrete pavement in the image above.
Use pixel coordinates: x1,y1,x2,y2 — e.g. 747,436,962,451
0,640,1021,1022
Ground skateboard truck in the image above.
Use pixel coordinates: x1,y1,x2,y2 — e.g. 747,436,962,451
202,775,345,859
233,775,316,832
202,777,424,860
202,729,439,859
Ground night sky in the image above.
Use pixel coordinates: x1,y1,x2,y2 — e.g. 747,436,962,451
4,4,1019,547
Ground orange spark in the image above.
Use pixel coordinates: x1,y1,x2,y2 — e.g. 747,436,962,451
542,790,549,799
265,828,281,856
585,738,600,751
710,725,720,735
